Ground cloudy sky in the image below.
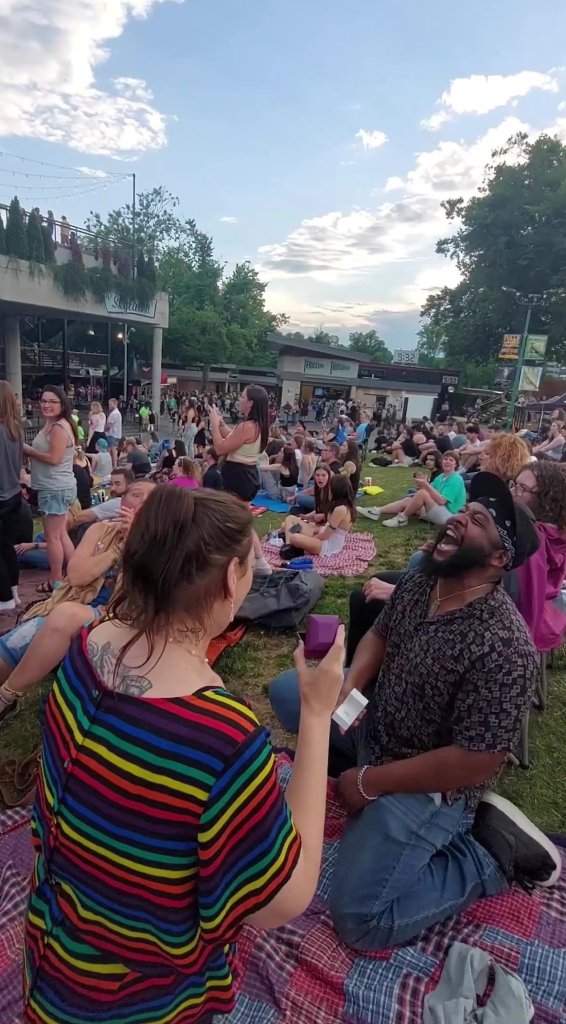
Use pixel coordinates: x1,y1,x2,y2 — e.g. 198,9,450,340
2,0,566,347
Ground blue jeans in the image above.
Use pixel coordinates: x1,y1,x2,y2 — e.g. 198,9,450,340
295,492,315,512
268,669,506,950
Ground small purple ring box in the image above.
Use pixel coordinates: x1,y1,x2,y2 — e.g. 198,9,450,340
304,614,340,659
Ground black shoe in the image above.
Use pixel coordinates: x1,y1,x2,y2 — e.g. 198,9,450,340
280,545,297,561
472,792,562,891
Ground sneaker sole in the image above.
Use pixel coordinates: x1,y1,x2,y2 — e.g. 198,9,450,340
479,792,562,887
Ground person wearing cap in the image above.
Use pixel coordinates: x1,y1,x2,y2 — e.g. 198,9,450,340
269,471,561,950
87,437,112,486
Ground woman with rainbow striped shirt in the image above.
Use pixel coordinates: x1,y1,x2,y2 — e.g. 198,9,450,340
24,486,345,1024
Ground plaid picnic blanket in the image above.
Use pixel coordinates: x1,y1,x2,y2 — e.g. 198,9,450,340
217,757,566,1024
2,762,565,1024
0,807,34,1024
262,532,377,578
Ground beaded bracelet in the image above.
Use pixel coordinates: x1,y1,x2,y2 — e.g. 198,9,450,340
357,765,379,802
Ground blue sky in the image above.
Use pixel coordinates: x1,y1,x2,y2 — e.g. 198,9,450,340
3,0,566,348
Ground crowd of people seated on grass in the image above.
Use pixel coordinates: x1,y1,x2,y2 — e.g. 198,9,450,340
2,379,566,1024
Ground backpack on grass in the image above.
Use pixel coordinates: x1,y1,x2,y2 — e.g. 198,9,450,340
236,570,324,630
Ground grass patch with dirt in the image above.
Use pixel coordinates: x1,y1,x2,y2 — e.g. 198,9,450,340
2,465,566,831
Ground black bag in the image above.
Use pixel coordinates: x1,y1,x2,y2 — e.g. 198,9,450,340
236,570,324,629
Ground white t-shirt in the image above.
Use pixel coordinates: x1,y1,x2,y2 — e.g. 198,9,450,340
93,497,121,520
106,408,122,438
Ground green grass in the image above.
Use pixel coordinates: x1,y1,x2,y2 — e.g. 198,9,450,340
2,465,566,831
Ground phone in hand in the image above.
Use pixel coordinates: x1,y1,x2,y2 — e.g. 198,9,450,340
303,614,341,660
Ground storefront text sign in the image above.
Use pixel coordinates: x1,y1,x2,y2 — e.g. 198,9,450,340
303,357,358,378
105,293,158,319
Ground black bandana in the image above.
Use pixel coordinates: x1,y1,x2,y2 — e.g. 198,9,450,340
476,496,516,568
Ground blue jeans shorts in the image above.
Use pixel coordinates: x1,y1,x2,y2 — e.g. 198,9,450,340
106,436,120,449
37,487,77,516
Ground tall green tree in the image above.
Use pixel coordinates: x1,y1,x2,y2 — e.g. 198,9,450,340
0,214,6,255
27,211,45,262
422,133,566,366
87,189,286,382
5,197,28,260
85,186,194,260
348,329,392,363
221,262,284,365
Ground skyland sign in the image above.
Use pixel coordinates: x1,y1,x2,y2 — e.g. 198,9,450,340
105,293,158,319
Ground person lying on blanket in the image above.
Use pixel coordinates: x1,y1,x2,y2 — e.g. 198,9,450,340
280,474,355,558
0,480,156,726
269,472,562,952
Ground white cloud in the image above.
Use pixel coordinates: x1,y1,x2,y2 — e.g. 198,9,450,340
260,119,529,288
355,128,388,150
421,70,558,130
220,216,238,224
113,77,154,102
0,0,180,157
258,196,446,282
75,167,110,178
258,117,540,332
390,117,530,197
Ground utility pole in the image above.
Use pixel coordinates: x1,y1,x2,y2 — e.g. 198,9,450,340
131,173,136,279
123,322,128,402
505,302,533,430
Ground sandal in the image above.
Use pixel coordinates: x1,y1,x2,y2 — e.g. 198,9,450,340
0,686,21,728
36,580,54,595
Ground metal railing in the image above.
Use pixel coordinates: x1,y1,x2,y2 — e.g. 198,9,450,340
0,202,130,255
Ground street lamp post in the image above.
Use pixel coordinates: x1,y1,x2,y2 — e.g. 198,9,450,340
502,287,561,430
505,299,534,430
123,321,128,403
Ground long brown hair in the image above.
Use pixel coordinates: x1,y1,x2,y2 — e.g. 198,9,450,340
314,462,333,516
0,381,23,441
329,473,357,522
244,385,269,449
109,487,253,674
41,385,78,442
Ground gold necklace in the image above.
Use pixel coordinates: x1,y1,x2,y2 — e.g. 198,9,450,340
167,634,209,664
429,579,492,616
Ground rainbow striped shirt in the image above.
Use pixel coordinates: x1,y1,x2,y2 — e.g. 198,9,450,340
25,630,300,1023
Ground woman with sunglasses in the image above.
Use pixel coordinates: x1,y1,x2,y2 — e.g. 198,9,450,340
23,386,78,593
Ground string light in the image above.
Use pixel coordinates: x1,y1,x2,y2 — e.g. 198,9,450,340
0,149,128,177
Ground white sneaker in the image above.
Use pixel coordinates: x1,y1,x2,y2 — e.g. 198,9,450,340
356,506,382,521
0,599,16,611
383,514,408,528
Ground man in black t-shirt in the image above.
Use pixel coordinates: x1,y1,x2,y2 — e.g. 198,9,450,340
125,441,151,479
202,447,223,490
433,423,453,454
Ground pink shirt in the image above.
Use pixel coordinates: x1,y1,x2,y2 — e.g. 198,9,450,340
168,476,199,489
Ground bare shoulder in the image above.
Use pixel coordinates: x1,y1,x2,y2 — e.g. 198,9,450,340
87,625,153,697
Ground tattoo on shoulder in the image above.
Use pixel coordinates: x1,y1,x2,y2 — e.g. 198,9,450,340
87,636,153,696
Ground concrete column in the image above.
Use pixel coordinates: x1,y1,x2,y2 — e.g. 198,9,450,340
152,326,163,423
4,316,22,406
